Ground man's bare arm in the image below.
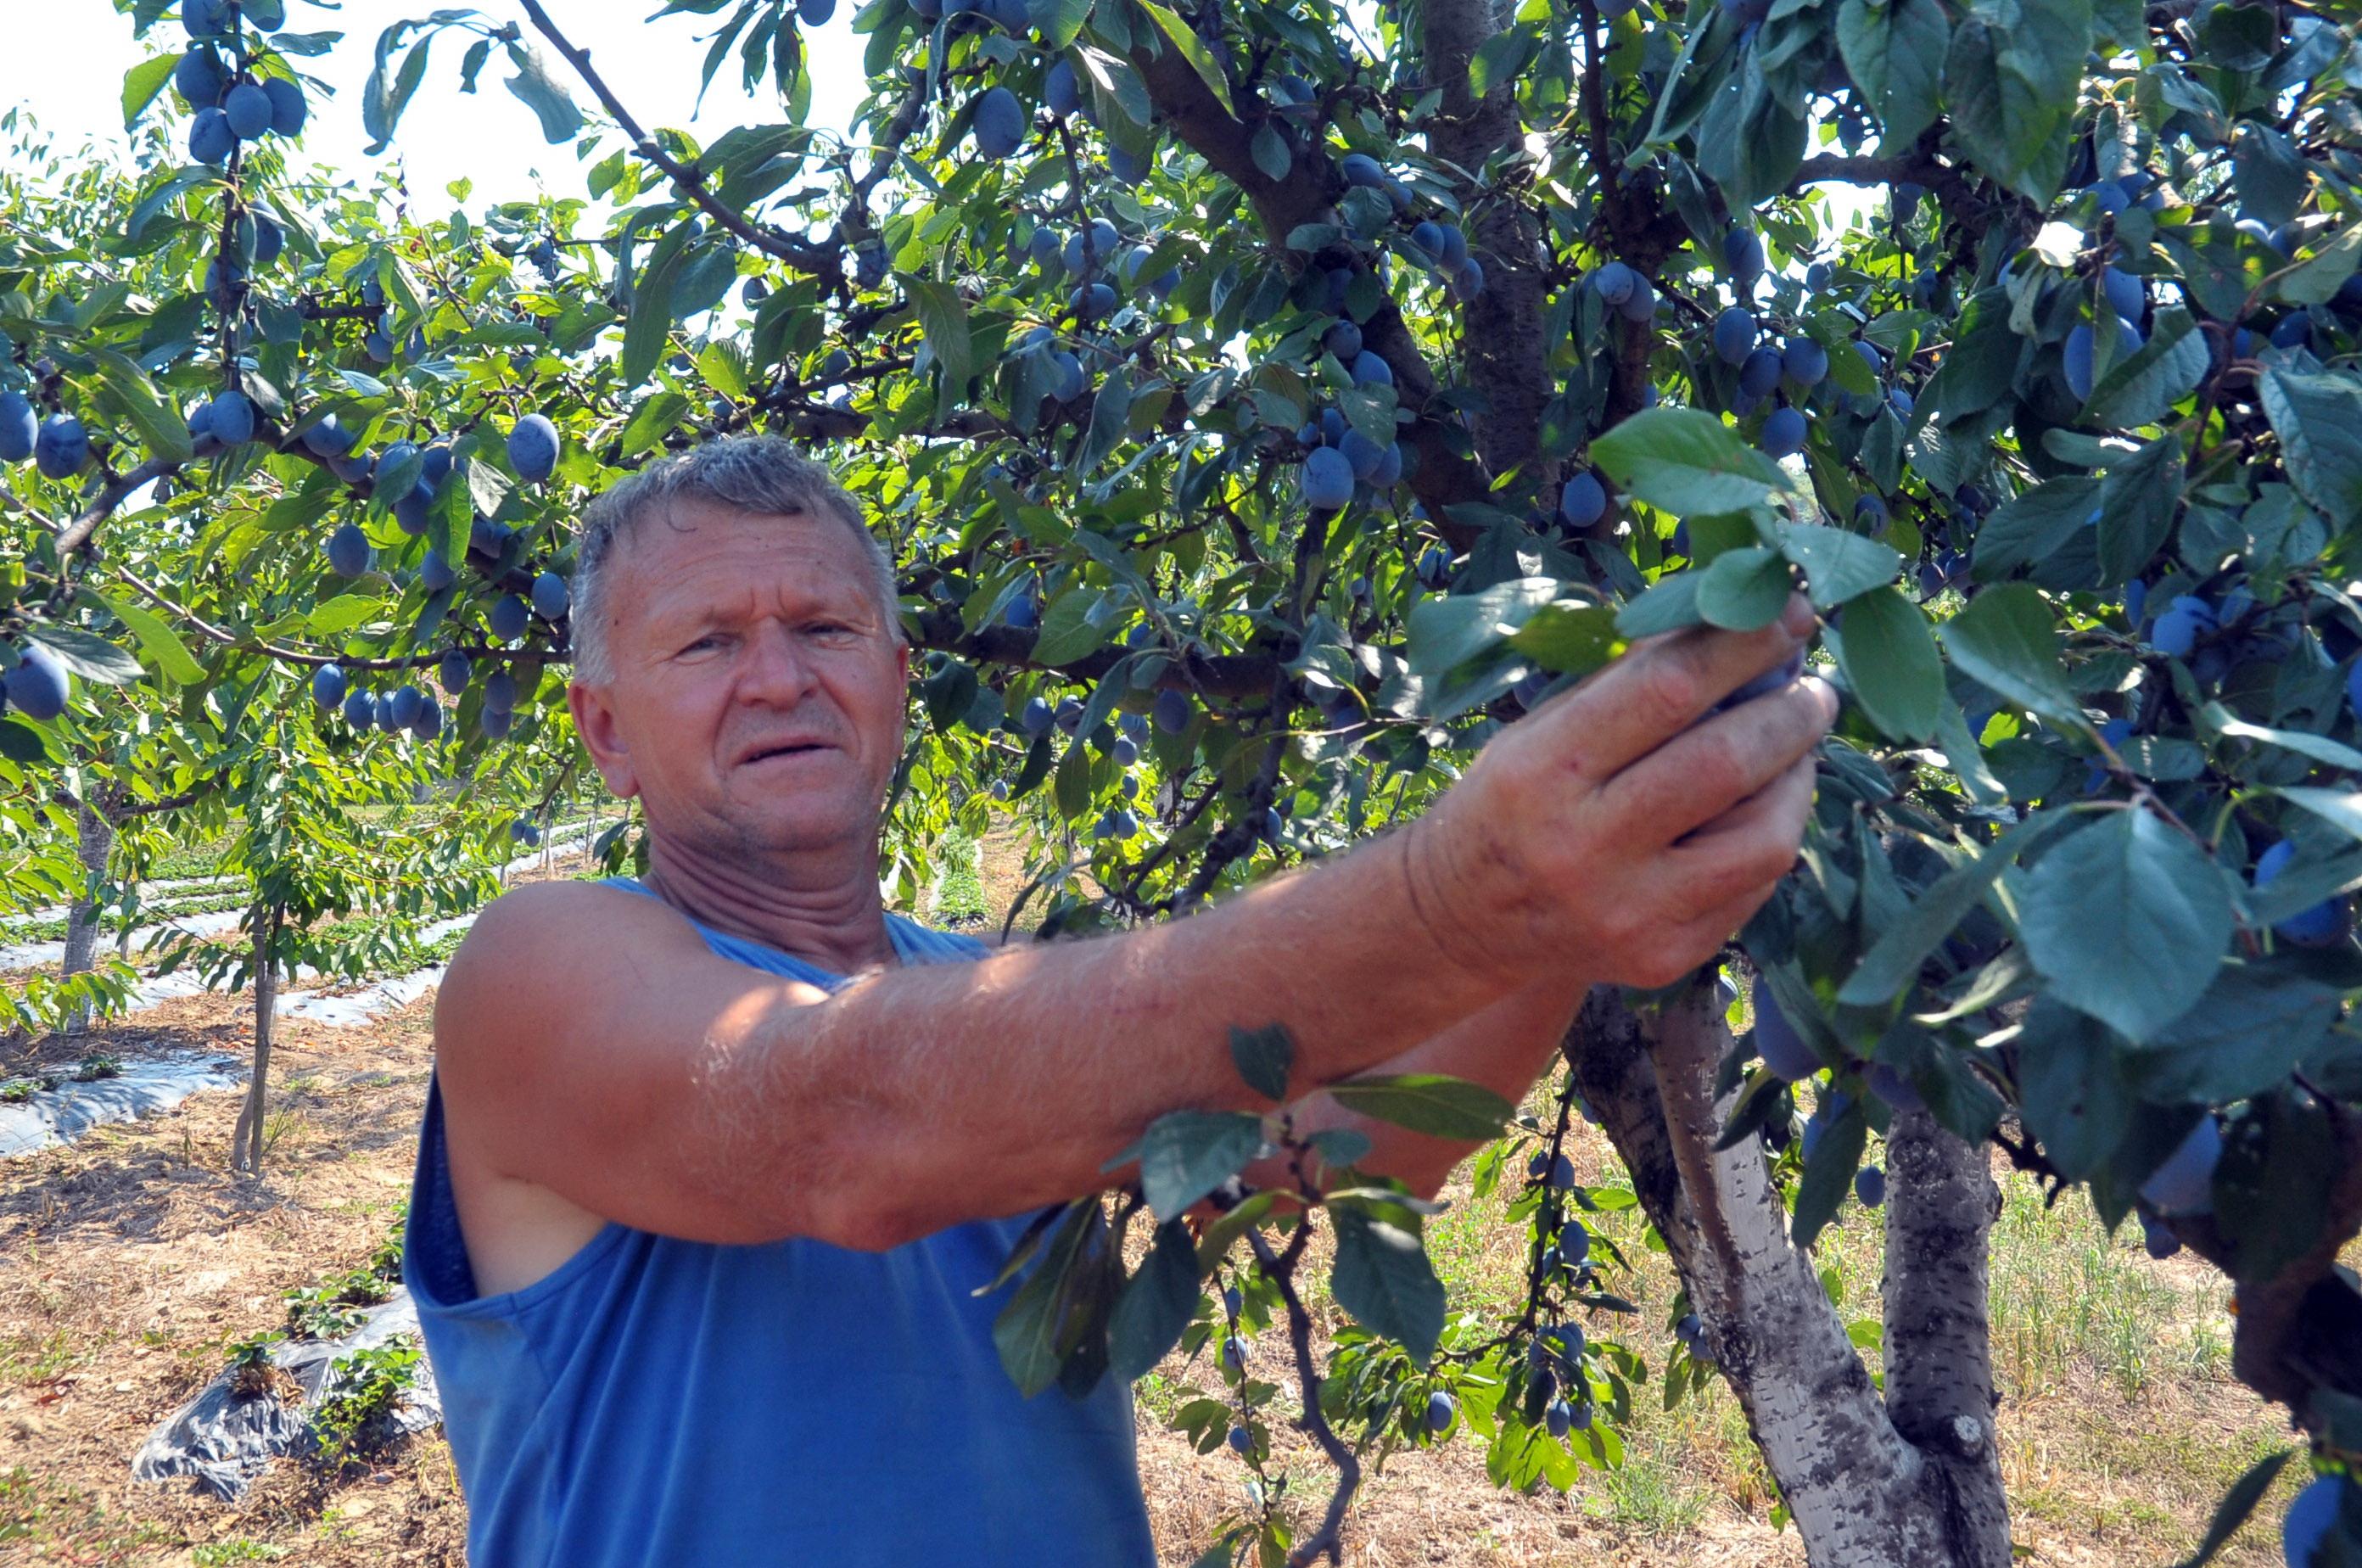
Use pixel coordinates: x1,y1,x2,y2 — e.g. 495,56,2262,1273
434,602,1833,1253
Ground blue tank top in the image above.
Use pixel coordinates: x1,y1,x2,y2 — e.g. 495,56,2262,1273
403,877,1156,1568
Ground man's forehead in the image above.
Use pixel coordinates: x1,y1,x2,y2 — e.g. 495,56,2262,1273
613,507,874,615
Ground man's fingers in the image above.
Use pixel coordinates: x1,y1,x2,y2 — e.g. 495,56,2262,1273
1659,753,1820,906
1547,594,1817,779
1679,748,1822,849
1598,675,1836,846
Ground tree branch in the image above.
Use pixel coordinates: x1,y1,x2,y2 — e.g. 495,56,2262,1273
1120,36,1492,540
1882,1107,2012,1566
517,0,838,275
1421,0,1549,482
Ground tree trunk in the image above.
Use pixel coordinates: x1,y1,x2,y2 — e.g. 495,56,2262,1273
230,904,281,1175
59,792,117,1037
1567,984,2012,1566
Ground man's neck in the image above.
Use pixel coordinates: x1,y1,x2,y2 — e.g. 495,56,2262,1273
640,837,898,976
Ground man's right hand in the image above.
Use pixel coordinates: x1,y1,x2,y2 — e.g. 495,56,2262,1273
1402,592,1836,991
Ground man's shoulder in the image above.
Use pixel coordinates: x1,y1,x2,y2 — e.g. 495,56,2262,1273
440,879,697,1017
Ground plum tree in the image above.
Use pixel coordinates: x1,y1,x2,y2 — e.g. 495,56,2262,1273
8,0,2361,1559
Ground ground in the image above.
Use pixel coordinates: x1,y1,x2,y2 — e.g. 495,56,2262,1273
0,968,2303,1567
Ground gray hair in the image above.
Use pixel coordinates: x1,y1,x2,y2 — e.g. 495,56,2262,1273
568,435,903,684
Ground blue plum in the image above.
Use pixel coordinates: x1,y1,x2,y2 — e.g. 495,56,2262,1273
3,644,70,720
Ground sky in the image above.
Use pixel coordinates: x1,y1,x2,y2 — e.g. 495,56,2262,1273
3,0,875,208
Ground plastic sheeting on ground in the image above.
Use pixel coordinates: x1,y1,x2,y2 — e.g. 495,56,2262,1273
132,1290,440,1503
0,1051,244,1158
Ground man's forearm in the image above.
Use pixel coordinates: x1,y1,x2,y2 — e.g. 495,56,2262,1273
760,826,1525,1239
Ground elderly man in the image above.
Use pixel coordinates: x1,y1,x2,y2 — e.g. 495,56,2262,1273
406,435,1833,1564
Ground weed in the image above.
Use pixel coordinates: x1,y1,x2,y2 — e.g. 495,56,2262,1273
70,1056,121,1082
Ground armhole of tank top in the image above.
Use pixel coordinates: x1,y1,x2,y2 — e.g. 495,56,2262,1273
413,1078,639,1324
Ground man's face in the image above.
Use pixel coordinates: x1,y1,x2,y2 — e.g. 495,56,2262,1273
569,496,910,859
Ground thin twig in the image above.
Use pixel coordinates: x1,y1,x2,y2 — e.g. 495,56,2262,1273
516,0,836,273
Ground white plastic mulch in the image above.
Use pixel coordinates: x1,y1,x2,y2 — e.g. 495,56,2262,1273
0,828,608,1156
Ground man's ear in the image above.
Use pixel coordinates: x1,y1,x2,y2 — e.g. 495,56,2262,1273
568,680,641,800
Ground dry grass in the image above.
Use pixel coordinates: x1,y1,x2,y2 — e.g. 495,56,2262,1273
0,841,2313,1565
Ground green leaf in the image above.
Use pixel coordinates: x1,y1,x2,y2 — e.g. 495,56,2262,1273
2207,710,2362,773
1107,1219,1201,1381
1837,809,2080,1005
2085,308,2208,428
2019,809,2234,1043
2014,999,2132,1181
991,1199,1100,1397
1405,578,1563,675
1029,587,1109,665
1327,1073,1514,1140
1249,121,1291,183
1779,524,1900,609
2216,1089,2337,1283
1134,0,1234,116
1137,1110,1264,1220
1833,585,1941,742
1940,0,2085,204
1835,0,1947,148
502,40,584,143
1031,0,1094,49
1506,602,1621,676
1591,408,1793,517
2275,787,2362,845
0,718,52,761
1328,1207,1445,1361
1970,475,2101,581
120,52,178,130
621,229,687,391
84,590,204,686
435,471,471,574
2259,368,2362,529
1228,1022,1294,1103
2131,964,2338,1105
1693,546,1793,631
22,624,144,686
1939,583,2083,727
2169,1449,2292,1568
1613,572,1704,639
2281,221,2362,306
1791,1091,1866,1249
905,277,975,390
1076,367,1132,475
91,350,191,468
2093,434,2183,589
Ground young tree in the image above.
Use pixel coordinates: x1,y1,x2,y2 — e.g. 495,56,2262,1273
6,0,2361,1559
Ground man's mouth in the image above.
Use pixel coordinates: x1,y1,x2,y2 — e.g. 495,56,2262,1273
740,739,836,764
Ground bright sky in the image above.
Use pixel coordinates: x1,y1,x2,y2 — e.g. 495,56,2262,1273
4,1,873,205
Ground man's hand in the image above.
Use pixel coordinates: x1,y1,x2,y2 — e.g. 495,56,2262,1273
1402,593,1834,991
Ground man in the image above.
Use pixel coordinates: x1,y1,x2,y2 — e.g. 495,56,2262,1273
407,435,1834,1564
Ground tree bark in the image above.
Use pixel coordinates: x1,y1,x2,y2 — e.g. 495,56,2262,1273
1882,1107,2012,1565
230,904,280,1175
1567,984,2012,1566
59,791,117,1037
1420,0,1550,482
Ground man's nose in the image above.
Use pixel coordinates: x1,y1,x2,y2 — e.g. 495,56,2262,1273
738,621,820,703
